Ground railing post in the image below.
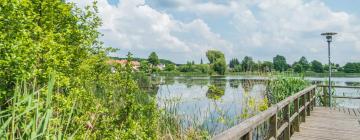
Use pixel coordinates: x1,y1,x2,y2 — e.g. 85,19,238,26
284,104,290,140
312,88,316,110
301,94,306,122
306,91,311,116
322,86,329,107
270,113,277,139
242,131,253,140
294,98,300,132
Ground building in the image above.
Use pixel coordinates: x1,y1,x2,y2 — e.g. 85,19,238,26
107,59,140,71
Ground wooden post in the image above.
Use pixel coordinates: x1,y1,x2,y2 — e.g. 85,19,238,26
306,91,311,116
294,98,300,132
242,131,253,140
284,104,290,140
322,86,328,107
312,89,316,110
301,94,306,122
270,113,277,139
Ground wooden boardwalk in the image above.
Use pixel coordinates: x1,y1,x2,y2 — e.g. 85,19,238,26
292,107,360,140
213,85,360,140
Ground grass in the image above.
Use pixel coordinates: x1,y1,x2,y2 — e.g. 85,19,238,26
0,77,78,139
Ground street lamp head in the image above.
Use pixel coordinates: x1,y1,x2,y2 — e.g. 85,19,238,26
321,32,337,42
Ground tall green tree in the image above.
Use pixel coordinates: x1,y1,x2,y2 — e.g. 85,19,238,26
164,63,176,71
343,63,360,73
0,1,159,139
298,56,310,71
260,61,273,72
229,58,240,68
206,50,226,75
148,52,160,66
273,55,288,72
206,50,225,63
0,0,105,95
311,60,324,73
241,56,255,72
293,63,304,73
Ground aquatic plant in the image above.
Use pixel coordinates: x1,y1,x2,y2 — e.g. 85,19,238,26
206,85,225,100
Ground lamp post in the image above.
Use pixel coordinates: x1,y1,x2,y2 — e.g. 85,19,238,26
321,32,337,108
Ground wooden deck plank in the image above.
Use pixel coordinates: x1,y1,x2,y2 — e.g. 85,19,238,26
292,107,360,140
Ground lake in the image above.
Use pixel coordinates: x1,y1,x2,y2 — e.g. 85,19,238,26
154,76,360,135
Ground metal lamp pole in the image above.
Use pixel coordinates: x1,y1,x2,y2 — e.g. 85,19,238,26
321,32,337,108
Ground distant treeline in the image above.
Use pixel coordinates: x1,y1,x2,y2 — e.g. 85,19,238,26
112,52,360,75
110,56,175,65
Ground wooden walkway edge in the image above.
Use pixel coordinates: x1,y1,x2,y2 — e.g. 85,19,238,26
212,85,360,140
292,107,360,140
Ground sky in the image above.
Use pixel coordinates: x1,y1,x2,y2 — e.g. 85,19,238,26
69,0,360,65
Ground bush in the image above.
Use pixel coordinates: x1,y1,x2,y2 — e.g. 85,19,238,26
266,76,309,104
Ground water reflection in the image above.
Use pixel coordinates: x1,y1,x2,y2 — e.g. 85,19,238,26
153,76,360,136
156,76,268,135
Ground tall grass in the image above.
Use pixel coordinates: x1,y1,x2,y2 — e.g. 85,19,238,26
0,76,77,139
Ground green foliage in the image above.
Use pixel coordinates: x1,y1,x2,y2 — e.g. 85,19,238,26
177,62,211,74
266,76,309,104
298,56,310,71
292,56,309,73
206,50,226,75
206,50,224,64
164,63,176,71
0,77,79,139
273,55,288,72
140,60,150,73
0,0,103,102
233,65,242,72
241,56,255,72
206,85,225,100
229,58,240,68
311,60,324,73
213,58,227,75
110,57,175,65
293,63,304,73
148,52,160,66
0,1,161,139
343,62,360,73
259,61,273,72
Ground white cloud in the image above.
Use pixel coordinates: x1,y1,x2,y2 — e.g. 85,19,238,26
229,0,360,64
69,0,360,64
69,0,233,63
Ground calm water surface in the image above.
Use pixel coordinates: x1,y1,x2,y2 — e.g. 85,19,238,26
155,76,360,135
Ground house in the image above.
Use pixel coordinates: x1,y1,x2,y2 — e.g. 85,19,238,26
157,64,166,70
107,59,140,71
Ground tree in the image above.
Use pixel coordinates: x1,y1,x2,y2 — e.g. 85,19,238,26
229,58,240,68
140,60,150,73
206,50,226,75
311,60,324,73
273,55,288,72
148,52,160,66
0,0,105,94
200,58,203,64
206,50,225,63
0,1,159,139
343,63,360,73
164,64,176,71
298,56,310,71
293,63,304,73
241,56,255,72
213,58,227,75
260,61,273,72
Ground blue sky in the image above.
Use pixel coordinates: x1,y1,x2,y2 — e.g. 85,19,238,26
71,0,360,65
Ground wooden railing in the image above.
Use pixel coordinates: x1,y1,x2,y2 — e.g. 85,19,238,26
212,85,317,140
317,85,360,106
